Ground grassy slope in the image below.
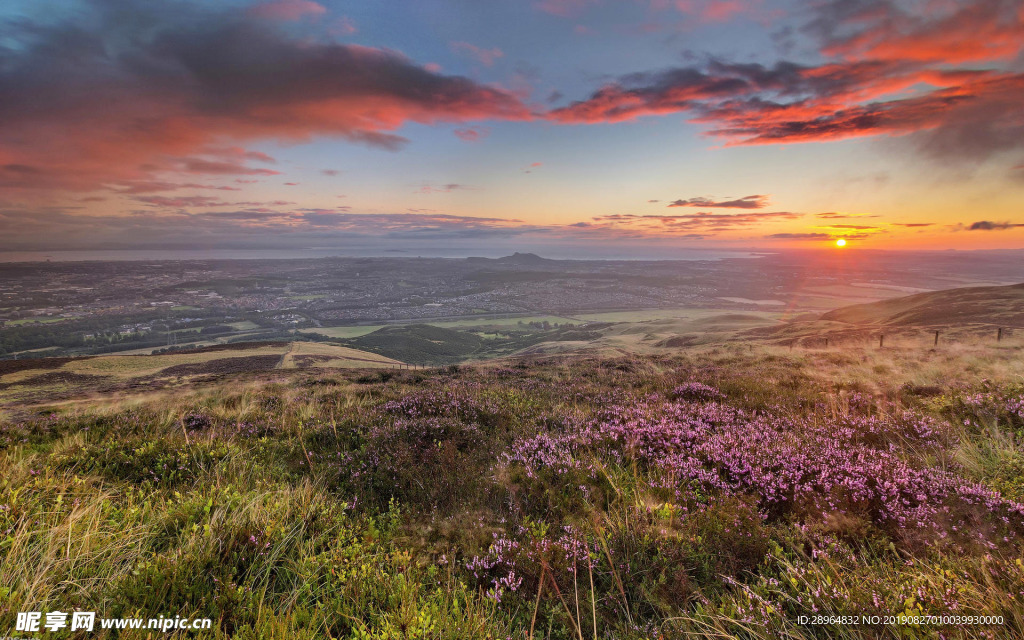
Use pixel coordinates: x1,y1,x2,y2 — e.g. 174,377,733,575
338,324,605,366
343,324,485,365
0,343,402,409
820,282,1024,327
1,342,1023,639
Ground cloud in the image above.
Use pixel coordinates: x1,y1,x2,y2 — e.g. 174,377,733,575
548,1,1024,163
0,198,809,250
454,127,490,142
248,0,327,21
418,183,472,194
0,204,543,250
178,159,280,176
329,16,357,36
550,58,1023,153
810,0,1024,64
0,1,530,194
668,195,768,209
321,169,340,176
663,0,750,23
136,196,229,208
967,220,1024,230
588,210,801,235
450,42,504,67
112,181,242,194
766,232,831,239
816,212,879,219
892,222,934,228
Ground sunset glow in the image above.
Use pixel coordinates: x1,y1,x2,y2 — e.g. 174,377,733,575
0,0,1022,255
836,239,847,248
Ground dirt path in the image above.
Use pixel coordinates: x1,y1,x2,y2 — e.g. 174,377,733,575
277,343,296,369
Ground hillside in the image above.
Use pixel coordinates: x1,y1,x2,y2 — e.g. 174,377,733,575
0,341,401,407
343,324,484,364
1,346,1023,639
338,323,606,365
820,282,1024,327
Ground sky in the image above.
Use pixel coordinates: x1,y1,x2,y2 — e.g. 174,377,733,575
1,0,1023,256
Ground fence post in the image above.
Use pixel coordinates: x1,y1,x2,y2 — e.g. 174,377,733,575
997,327,1003,342
824,337,829,348
879,334,884,348
934,331,939,346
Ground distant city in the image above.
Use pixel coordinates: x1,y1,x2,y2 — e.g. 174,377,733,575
2,250,1021,358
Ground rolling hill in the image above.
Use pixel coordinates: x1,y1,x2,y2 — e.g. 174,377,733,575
820,282,1024,327
343,324,485,365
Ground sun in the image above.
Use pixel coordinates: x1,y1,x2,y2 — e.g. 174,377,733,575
835,238,847,247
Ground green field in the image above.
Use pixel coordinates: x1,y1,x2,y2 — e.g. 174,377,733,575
228,320,260,331
299,325,384,339
420,315,579,328
6,316,66,326
304,315,579,337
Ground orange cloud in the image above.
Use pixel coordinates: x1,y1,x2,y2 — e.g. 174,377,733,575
818,0,1024,63
589,210,802,236
668,195,769,209
549,1,1024,163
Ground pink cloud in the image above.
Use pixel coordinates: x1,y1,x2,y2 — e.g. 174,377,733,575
178,158,281,176
136,195,228,208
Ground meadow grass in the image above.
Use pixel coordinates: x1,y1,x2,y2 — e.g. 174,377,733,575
1,343,1022,638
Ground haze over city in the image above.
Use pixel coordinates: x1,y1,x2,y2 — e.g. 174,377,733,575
1,0,1023,256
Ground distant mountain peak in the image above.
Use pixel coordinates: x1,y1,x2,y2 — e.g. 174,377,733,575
497,252,548,264
465,252,551,265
